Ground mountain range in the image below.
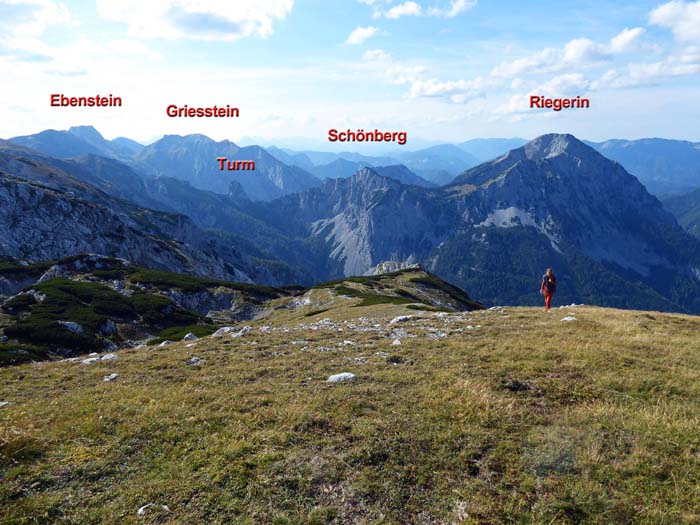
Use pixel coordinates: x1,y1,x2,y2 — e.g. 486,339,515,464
4,126,700,313
586,138,700,196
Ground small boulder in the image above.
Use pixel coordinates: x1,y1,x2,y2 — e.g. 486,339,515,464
81,357,100,365
100,353,118,361
213,326,236,336
58,321,84,334
182,333,198,341
389,315,412,324
186,357,203,366
0,401,11,408
103,373,118,382
136,504,170,516
327,372,356,383
231,326,251,338
158,340,173,347
561,316,577,322
391,338,401,346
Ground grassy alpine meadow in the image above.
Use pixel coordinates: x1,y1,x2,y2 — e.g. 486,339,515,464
2,303,700,524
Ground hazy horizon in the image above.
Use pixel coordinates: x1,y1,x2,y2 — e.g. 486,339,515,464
1,1,699,145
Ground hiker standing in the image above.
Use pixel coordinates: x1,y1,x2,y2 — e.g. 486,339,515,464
540,268,557,311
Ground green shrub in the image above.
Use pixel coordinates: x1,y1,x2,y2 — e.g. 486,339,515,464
147,324,218,346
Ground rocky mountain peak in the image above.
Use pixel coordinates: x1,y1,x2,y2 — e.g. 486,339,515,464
68,125,106,146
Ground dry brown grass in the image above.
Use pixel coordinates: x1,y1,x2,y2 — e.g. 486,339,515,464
2,304,700,524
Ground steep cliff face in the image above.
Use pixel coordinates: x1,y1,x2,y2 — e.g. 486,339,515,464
268,168,456,276
0,173,249,281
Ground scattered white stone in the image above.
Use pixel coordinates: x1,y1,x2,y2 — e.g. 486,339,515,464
389,315,412,324
81,357,100,365
103,373,118,382
158,340,173,347
561,316,577,322
89,352,99,357
137,504,170,516
0,401,10,408
186,357,203,366
259,326,271,332
58,321,84,334
100,353,117,361
327,372,356,383
375,351,389,358
213,326,236,336
342,340,355,346
392,338,402,346
231,326,251,338
185,343,197,348
182,333,198,341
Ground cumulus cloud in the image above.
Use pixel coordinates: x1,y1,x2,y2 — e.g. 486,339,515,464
385,1,422,18
491,27,644,77
363,48,391,61
427,0,477,18
374,0,476,19
649,0,700,43
610,27,646,53
409,76,494,103
591,52,700,89
346,25,378,44
96,0,293,41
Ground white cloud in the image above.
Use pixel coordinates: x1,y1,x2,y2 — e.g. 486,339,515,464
427,0,477,18
491,48,557,77
491,27,644,78
375,0,476,19
0,0,74,37
591,51,700,89
494,73,590,116
409,76,493,103
650,0,700,43
346,25,378,44
385,1,422,18
363,48,391,61
537,73,590,96
610,27,645,53
96,0,293,41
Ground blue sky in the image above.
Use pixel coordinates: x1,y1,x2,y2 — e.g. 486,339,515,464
1,0,699,150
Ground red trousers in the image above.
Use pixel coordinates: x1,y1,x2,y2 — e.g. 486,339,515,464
544,291,553,310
